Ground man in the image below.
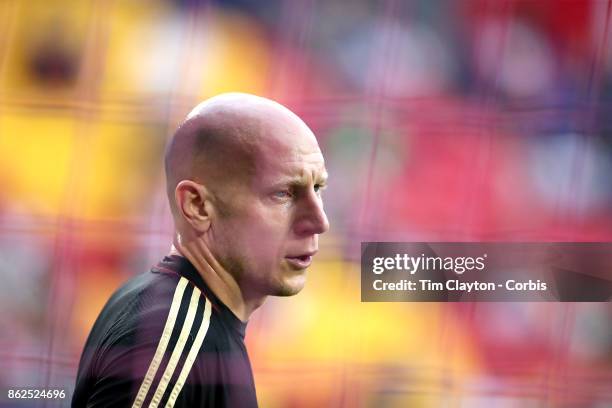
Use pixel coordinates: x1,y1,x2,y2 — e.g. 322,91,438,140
72,93,329,407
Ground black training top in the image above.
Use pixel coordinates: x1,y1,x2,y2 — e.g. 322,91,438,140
72,255,258,408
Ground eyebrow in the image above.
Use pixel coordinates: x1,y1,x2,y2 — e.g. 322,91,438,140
274,171,328,188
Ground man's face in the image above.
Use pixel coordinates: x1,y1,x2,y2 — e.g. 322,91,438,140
208,122,329,298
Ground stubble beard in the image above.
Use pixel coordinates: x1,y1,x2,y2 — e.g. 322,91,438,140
226,254,306,298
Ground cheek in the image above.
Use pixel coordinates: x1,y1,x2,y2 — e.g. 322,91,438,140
243,221,288,255
242,217,291,261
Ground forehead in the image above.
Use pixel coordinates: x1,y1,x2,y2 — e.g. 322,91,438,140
253,127,327,184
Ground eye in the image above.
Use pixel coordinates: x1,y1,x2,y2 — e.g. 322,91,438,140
272,190,292,199
314,184,325,194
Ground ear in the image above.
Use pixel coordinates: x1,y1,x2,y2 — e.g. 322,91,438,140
174,180,213,233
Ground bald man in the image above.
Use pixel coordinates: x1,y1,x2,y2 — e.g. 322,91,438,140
72,93,329,408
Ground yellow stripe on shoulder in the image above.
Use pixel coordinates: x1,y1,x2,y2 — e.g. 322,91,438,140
131,277,189,408
148,285,202,407
165,297,212,408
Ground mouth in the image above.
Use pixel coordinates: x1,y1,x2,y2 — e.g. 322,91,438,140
284,251,317,269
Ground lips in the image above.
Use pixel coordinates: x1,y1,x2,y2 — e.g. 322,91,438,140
285,250,317,269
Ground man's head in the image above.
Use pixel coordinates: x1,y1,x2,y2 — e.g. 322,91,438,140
165,93,329,299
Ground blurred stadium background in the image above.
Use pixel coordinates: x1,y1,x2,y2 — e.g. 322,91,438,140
0,0,611,406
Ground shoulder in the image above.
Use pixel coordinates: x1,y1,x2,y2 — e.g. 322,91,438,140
74,271,215,407
125,273,214,408
98,270,214,366
88,271,186,344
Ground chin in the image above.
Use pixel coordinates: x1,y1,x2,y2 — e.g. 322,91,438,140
273,274,306,297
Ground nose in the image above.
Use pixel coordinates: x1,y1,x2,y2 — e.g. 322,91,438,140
294,191,330,237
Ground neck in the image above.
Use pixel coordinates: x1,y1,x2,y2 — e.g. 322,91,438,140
170,239,266,322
